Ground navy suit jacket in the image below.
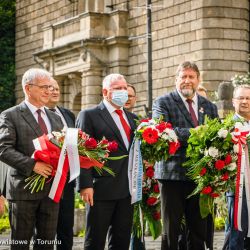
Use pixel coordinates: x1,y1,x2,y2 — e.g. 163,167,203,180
152,90,219,181
76,101,137,200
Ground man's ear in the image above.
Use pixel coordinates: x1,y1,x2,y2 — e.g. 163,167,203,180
102,89,107,97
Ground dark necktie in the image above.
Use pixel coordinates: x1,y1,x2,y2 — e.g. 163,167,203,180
115,110,131,142
49,108,56,112
186,99,198,127
37,109,48,134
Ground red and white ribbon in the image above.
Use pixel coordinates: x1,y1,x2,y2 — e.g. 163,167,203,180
49,128,80,202
233,130,250,236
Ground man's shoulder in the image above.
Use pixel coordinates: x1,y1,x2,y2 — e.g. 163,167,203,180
1,103,24,116
58,106,75,118
154,91,176,103
77,104,102,119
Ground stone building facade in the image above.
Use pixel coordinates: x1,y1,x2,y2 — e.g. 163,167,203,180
16,0,249,115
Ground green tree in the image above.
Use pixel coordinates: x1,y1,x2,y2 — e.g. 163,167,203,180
0,0,15,112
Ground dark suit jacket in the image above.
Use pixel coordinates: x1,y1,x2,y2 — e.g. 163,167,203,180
57,106,75,128
76,101,137,200
152,90,219,181
57,106,76,188
0,101,64,200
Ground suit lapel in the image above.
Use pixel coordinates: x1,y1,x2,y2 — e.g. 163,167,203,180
19,102,43,137
172,91,194,127
124,109,136,143
57,107,74,127
197,95,206,125
98,102,127,151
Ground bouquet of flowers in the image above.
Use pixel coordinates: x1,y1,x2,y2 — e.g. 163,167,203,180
25,129,124,202
134,117,180,163
184,114,248,217
132,161,162,240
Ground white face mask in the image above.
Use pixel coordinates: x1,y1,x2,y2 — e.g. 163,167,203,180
111,90,128,107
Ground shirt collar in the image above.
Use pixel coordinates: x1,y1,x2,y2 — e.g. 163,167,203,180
176,89,198,105
25,100,46,114
103,99,124,114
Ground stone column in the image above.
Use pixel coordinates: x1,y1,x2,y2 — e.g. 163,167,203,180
216,81,234,119
81,69,103,109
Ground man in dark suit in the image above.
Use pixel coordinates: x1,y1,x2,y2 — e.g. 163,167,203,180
152,61,218,250
0,68,63,249
76,73,137,250
47,78,75,250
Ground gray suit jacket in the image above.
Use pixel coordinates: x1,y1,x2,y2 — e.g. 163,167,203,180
152,90,219,181
0,101,63,200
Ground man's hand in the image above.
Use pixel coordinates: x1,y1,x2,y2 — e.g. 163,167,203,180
33,161,53,178
0,196,5,217
80,188,94,206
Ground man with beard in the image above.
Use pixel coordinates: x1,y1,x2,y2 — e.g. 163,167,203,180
152,61,218,250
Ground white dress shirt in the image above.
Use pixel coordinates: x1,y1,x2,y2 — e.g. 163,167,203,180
25,100,52,133
103,99,130,150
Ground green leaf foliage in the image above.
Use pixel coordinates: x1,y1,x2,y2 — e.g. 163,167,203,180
0,0,16,112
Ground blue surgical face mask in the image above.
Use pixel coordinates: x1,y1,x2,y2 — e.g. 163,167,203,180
111,90,128,107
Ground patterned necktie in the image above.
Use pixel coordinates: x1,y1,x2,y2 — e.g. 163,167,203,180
115,109,131,142
49,108,56,112
37,109,48,134
186,99,198,127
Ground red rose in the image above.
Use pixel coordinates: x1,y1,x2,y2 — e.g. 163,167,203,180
152,211,161,220
153,184,160,193
107,141,118,152
85,138,97,149
101,139,109,145
140,118,150,123
221,172,229,181
146,167,154,178
210,193,219,198
169,141,180,155
156,122,168,132
215,160,225,170
78,130,88,140
142,127,159,144
201,186,212,194
146,197,158,206
200,167,207,176
224,154,232,165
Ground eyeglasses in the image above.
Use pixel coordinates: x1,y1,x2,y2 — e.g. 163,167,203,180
128,95,136,99
28,84,54,91
234,97,250,101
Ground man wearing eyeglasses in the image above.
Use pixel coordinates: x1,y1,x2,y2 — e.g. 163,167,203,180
0,68,63,249
223,84,250,250
47,78,75,250
124,84,137,112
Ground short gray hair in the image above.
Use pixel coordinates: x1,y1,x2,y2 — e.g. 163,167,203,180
176,61,200,77
102,73,127,89
233,84,250,97
22,68,51,93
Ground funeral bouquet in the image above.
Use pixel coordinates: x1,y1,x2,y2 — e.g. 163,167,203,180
184,114,249,217
25,128,123,202
134,117,180,163
132,162,162,240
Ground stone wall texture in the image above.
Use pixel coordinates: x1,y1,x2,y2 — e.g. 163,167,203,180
15,0,249,113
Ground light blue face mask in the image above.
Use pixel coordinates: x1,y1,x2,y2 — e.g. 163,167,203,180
111,90,128,107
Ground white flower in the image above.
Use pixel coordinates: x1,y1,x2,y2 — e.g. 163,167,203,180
234,122,244,131
208,147,219,158
218,129,228,138
227,162,237,171
233,144,239,153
